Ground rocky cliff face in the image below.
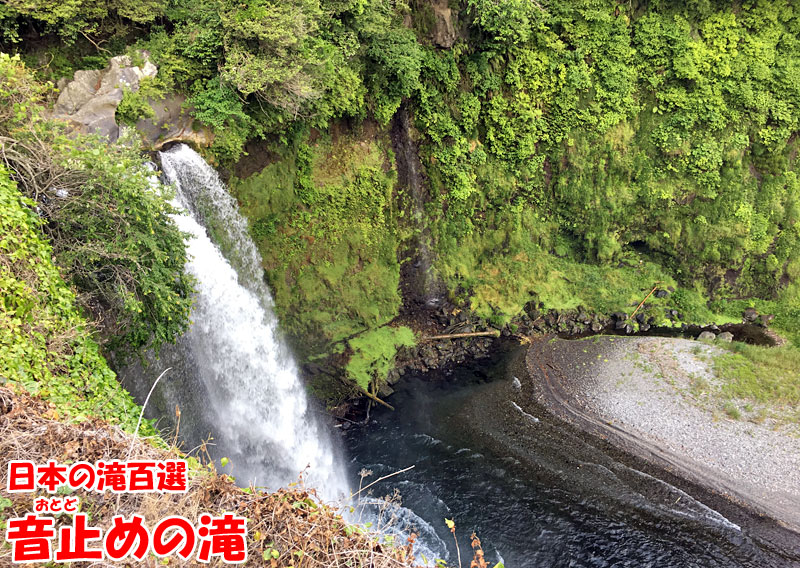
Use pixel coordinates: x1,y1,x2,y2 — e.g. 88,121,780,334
134,93,213,151
430,0,457,48
52,55,212,149
53,55,157,141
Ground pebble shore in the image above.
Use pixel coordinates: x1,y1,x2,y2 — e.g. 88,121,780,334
527,335,800,533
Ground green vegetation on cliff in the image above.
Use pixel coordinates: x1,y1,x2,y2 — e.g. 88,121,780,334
3,1,799,395
413,1,800,333
0,54,194,357
0,54,192,431
232,132,404,358
0,165,147,431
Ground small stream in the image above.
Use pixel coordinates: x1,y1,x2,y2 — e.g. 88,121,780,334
344,348,794,567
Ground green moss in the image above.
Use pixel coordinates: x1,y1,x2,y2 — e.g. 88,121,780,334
346,326,416,391
231,133,403,359
714,343,800,414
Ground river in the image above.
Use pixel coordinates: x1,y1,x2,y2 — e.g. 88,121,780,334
344,346,795,567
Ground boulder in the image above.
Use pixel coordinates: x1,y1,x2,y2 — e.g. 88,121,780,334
743,307,759,323
717,331,734,342
135,94,214,150
697,331,716,341
51,55,212,149
52,55,158,142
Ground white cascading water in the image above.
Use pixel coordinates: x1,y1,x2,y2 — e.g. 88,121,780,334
157,144,348,499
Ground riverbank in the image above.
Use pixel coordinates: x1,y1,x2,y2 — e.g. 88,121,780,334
522,336,800,557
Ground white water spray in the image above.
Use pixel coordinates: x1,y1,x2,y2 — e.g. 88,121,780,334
158,144,347,499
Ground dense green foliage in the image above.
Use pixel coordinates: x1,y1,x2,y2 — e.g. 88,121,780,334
346,326,416,391
0,165,149,433
232,132,404,360
410,1,800,331
3,0,800,393
0,54,193,357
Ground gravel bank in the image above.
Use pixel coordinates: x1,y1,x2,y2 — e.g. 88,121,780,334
526,336,800,534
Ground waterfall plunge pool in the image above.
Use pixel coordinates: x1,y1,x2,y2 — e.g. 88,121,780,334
121,145,796,567
344,346,797,568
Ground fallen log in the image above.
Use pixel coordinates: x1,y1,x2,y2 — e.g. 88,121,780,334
360,387,394,411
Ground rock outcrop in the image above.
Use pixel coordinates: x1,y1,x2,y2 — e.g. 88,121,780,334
53,55,157,141
134,94,214,150
52,55,212,149
430,0,457,48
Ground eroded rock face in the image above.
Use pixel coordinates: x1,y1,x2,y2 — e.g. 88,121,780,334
431,0,457,48
53,55,157,141
52,55,212,149
134,94,214,150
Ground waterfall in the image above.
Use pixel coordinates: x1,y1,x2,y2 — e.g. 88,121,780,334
141,144,347,499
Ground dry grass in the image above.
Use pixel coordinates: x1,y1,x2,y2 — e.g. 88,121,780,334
0,386,420,567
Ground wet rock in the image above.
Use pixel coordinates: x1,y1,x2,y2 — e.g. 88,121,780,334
654,289,669,298
743,307,759,323
614,320,628,330
717,331,734,342
634,312,646,324
386,369,401,385
639,323,651,332
591,321,604,333
611,312,628,321
697,331,716,341
430,0,457,48
760,314,775,327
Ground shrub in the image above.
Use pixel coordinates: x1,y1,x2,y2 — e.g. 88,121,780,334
0,165,150,433
0,54,193,357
